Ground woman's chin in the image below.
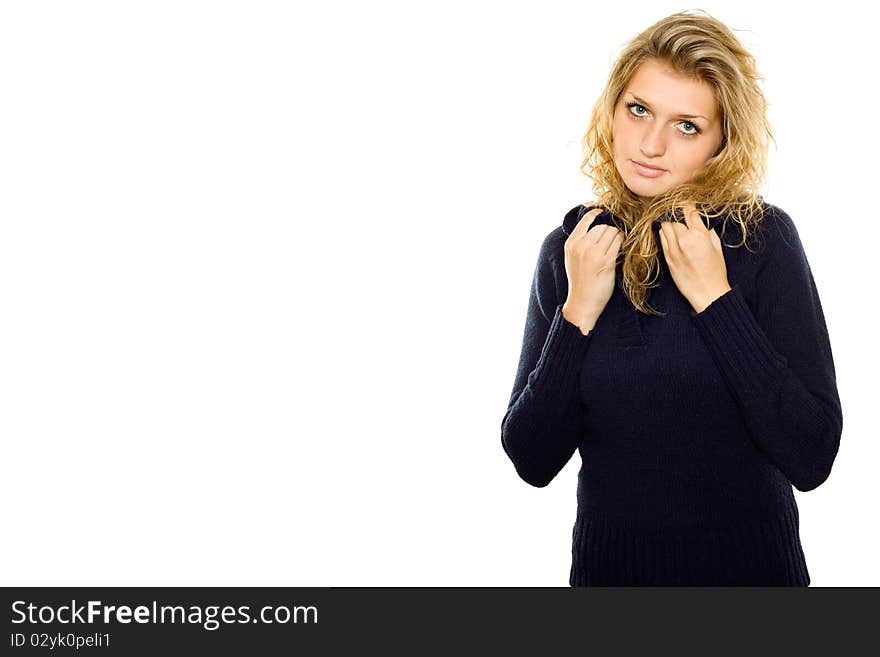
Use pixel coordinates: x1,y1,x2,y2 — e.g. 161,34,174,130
625,178,667,200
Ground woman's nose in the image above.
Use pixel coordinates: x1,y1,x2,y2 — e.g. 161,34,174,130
640,126,666,156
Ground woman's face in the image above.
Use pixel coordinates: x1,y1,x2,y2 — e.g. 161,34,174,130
611,59,724,200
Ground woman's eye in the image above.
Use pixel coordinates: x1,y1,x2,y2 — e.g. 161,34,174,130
627,102,700,137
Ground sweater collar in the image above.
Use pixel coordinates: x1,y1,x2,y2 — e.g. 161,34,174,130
562,204,726,236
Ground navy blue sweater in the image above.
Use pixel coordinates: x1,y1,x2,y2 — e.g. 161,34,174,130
501,202,842,586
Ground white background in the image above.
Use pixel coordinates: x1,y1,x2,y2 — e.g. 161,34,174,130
0,1,875,586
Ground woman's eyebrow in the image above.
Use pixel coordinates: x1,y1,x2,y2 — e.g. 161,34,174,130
627,93,708,121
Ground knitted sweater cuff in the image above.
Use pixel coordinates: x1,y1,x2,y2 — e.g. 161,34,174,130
532,304,593,403
689,283,788,398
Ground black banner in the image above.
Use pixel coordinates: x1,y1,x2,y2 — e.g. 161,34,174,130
1,587,875,654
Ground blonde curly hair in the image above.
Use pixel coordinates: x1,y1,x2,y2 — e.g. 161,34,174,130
580,9,775,315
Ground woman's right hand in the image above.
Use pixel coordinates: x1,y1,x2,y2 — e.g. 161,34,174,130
562,208,624,332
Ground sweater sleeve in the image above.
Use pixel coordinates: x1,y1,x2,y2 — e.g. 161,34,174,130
689,207,843,492
501,231,593,488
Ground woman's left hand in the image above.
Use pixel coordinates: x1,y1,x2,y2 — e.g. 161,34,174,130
658,201,732,313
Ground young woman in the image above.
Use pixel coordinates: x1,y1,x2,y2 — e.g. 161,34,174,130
501,10,842,586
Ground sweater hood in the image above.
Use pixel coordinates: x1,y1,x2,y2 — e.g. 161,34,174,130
561,204,727,236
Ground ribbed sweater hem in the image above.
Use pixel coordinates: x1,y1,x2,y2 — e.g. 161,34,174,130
569,496,810,587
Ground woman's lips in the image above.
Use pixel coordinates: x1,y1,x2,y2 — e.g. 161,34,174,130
631,160,666,178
